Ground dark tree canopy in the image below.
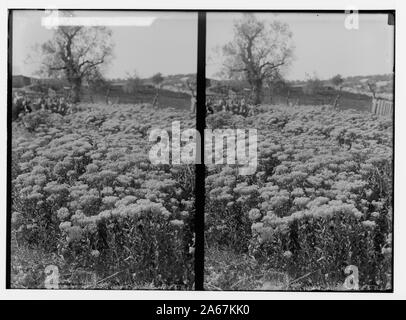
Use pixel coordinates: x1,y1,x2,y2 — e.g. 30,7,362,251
331,74,344,88
152,73,164,86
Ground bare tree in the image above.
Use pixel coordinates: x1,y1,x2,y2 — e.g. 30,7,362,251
330,74,344,109
367,82,379,113
367,82,377,99
185,77,197,113
221,14,294,104
35,24,113,103
185,78,196,97
151,72,164,107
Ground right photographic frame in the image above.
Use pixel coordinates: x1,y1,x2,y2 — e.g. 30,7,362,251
204,11,394,291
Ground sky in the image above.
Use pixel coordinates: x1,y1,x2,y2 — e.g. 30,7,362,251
12,11,394,81
207,12,394,80
12,10,198,79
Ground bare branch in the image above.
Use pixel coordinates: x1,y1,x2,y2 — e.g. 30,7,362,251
49,66,67,71
80,57,106,76
260,61,281,71
230,67,248,72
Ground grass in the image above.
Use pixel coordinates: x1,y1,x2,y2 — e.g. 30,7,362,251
262,88,372,112
204,246,346,291
11,234,180,290
82,86,191,110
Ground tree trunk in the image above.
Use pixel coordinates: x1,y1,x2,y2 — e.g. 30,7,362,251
252,79,263,105
71,77,82,103
152,88,160,108
105,87,111,104
333,94,341,108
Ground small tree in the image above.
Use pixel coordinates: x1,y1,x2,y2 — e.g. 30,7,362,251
151,73,164,107
185,77,197,97
367,82,377,98
331,74,344,89
152,73,164,87
183,76,196,113
330,74,344,109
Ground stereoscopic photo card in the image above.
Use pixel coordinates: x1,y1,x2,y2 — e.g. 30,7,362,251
7,7,394,293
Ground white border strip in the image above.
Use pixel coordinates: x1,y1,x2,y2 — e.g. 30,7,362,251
1,0,404,300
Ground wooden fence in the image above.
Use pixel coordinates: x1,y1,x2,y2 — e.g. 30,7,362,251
371,97,393,117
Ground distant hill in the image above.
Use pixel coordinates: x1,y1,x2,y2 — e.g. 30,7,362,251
205,74,394,100
339,74,393,100
287,74,393,99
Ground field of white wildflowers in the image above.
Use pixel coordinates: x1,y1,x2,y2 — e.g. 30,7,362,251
11,103,195,289
205,105,393,291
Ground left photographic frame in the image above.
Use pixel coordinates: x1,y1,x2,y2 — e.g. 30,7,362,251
8,9,197,290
